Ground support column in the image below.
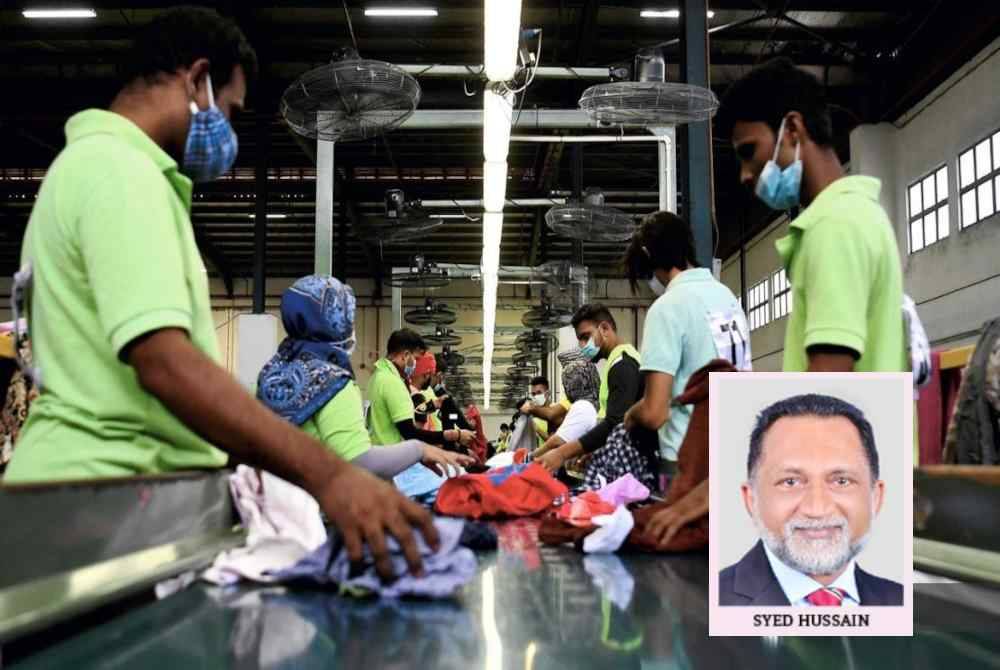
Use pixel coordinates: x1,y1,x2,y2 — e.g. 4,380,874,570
315,122,335,276
253,111,269,313
652,127,677,213
680,0,713,267
571,145,584,265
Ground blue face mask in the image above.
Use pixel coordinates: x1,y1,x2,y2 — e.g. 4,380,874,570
754,118,802,211
403,355,417,378
648,274,667,296
579,334,600,360
182,73,239,183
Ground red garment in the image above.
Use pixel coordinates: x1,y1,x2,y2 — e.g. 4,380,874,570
917,351,943,466
464,404,488,462
555,491,615,527
434,463,568,519
413,351,436,377
513,448,529,464
626,359,735,553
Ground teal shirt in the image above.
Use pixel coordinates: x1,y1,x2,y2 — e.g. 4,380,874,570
640,268,749,460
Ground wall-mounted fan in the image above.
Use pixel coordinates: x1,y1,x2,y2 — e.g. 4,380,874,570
521,294,574,330
516,329,558,355
405,297,457,326
439,345,466,368
579,48,718,127
281,47,421,142
545,187,637,243
423,326,462,346
357,189,443,244
385,255,450,288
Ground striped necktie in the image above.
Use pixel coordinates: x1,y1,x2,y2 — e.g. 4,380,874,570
806,587,848,606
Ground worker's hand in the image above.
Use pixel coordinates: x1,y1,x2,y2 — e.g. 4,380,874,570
421,445,475,477
519,400,533,415
456,429,474,446
645,480,709,548
538,448,566,474
318,465,439,581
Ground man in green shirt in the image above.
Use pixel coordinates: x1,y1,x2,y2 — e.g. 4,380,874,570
4,7,437,579
368,329,473,449
717,58,907,373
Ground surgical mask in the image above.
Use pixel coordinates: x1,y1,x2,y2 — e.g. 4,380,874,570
580,334,600,360
403,355,416,378
182,73,239,183
532,393,547,405
754,118,802,211
648,274,667,296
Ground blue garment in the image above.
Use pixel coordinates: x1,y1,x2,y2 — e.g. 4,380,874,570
272,517,476,599
393,463,447,504
257,276,356,425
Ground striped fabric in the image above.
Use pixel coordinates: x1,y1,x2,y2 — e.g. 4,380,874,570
806,586,848,606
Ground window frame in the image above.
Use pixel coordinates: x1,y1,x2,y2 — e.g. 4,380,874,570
958,128,1000,229
906,164,950,254
771,268,793,320
747,278,770,332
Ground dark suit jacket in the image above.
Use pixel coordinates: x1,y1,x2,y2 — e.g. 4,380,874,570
719,541,903,606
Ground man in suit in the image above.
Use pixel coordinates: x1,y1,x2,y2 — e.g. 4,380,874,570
719,394,903,606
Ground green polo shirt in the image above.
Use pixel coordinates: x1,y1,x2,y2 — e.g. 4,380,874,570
367,358,415,446
5,110,227,482
776,176,907,372
300,382,371,462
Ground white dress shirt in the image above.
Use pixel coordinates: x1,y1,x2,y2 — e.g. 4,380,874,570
762,541,861,607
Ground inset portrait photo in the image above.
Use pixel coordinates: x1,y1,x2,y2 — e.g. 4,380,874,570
708,373,913,637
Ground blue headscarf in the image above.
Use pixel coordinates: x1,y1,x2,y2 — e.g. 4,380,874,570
257,275,356,425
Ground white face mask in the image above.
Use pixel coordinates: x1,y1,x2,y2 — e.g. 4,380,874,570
648,275,667,296
532,393,547,406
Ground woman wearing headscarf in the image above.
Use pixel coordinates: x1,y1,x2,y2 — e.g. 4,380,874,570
257,276,473,478
463,404,488,462
531,358,601,461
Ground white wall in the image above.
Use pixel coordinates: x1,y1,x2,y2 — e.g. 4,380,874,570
719,35,1000,363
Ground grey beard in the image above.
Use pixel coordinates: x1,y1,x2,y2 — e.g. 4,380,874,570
753,503,870,577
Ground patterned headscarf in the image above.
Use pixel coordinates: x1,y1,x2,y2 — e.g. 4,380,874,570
257,275,356,425
561,359,600,409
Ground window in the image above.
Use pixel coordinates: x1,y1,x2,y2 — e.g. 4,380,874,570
772,269,793,320
907,165,949,253
958,129,1000,228
747,279,770,332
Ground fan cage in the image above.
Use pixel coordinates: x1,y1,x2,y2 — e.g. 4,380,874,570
281,59,421,142
545,205,637,242
355,216,443,243
579,81,719,126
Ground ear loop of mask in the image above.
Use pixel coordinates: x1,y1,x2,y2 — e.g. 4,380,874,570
189,72,216,115
11,262,42,388
772,117,801,165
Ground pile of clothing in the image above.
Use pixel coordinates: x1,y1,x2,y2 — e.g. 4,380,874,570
540,360,733,553
204,465,487,599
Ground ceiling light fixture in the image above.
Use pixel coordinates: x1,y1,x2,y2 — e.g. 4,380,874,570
640,9,715,19
23,8,96,18
364,7,438,17
484,0,522,81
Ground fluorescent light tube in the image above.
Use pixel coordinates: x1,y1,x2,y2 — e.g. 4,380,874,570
483,87,514,162
482,212,503,275
640,9,715,18
23,8,96,18
484,0,522,81
482,161,508,212
364,8,438,17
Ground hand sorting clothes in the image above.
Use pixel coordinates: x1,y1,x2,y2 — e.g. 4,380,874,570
274,517,477,599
